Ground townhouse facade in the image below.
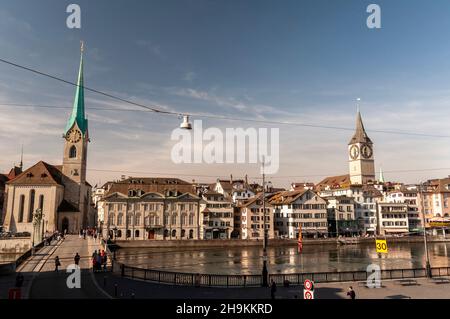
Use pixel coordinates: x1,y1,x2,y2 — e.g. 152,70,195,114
271,189,328,239
237,193,275,240
200,191,234,239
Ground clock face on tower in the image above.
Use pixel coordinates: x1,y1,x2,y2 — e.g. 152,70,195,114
349,145,359,160
65,129,82,143
361,144,373,159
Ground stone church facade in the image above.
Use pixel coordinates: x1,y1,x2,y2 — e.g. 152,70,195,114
2,48,94,238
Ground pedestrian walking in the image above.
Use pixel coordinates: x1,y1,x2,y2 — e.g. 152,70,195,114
79,229,83,238
83,229,86,240
15,273,24,287
74,252,81,266
55,256,61,272
347,286,356,299
94,232,97,243
270,280,277,299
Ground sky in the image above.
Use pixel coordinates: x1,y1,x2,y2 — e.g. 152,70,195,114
0,0,449,188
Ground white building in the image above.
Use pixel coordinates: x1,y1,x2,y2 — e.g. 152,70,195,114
377,203,409,235
200,191,234,239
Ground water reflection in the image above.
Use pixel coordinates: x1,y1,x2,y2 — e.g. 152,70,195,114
116,242,450,275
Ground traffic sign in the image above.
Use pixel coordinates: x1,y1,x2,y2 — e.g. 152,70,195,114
376,239,388,253
304,279,314,290
303,289,314,299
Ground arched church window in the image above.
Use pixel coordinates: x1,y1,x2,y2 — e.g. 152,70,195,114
69,145,77,158
28,190,35,222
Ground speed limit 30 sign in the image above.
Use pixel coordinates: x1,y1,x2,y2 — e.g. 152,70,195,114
376,239,388,253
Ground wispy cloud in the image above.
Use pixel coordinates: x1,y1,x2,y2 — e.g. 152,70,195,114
136,39,162,57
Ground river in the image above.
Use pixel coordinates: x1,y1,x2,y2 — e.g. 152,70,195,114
115,242,450,275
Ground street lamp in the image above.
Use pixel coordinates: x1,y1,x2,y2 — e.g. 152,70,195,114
419,182,432,278
261,157,269,287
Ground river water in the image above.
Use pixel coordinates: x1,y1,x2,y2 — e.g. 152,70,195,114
116,242,450,275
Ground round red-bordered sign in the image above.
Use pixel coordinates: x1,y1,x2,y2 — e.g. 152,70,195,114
304,290,313,299
304,279,313,290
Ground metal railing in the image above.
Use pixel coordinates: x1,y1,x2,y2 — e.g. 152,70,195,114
110,260,450,287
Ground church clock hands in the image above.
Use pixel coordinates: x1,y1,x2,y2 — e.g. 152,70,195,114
361,144,373,159
65,129,82,143
349,145,359,160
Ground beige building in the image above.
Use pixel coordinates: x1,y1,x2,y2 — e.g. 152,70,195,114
102,177,201,240
200,191,234,239
271,189,328,238
2,49,94,240
237,193,275,240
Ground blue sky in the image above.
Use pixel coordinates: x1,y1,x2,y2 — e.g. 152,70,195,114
0,0,449,187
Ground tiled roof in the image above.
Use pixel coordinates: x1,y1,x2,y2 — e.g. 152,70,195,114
269,189,309,205
315,174,350,190
104,177,195,197
7,161,63,186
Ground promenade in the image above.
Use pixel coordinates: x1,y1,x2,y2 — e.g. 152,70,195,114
2,235,450,299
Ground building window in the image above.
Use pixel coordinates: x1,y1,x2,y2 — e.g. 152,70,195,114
39,195,44,211
117,230,122,238
126,230,131,238
135,213,141,226
135,230,140,238
164,214,169,225
69,145,77,158
171,229,176,238
28,189,35,222
181,214,187,226
171,213,177,225
117,213,123,226
18,195,25,223
164,229,169,237
181,229,186,237
189,229,194,239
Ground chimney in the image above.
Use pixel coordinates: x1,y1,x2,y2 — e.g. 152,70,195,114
245,174,248,185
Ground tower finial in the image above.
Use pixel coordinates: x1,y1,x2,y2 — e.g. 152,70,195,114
20,144,23,170
80,40,84,54
356,98,361,113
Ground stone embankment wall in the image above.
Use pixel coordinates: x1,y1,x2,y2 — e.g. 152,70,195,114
0,238,31,253
115,236,450,249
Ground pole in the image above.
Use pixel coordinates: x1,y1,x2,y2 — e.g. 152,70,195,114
262,156,268,287
419,182,432,278
335,209,339,238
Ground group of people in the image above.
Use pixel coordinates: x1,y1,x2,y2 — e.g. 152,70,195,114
92,250,108,272
79,227,100,243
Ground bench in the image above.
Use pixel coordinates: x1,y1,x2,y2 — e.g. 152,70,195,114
396,279,419,286
431,277,450,284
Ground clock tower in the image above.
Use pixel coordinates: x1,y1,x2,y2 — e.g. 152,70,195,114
62,44,89,186
348,111,375,184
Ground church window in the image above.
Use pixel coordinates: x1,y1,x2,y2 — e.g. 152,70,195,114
39,195,44,211
28,190,35,222
18,195,25,223
69,145,77,158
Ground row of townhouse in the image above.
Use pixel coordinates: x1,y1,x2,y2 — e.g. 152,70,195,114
97,175,450,241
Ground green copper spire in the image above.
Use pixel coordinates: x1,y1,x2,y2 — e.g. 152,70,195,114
65,42,88,135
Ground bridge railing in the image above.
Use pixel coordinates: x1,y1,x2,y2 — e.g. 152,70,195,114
109,261,450,287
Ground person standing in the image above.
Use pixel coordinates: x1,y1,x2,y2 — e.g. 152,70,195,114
270,280,277,299
94,232,98,243
347,286,356,299
55,256,61,272
74,253,81,266
83,229,86,240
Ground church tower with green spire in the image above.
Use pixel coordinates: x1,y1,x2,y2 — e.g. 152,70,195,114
62,42,89,186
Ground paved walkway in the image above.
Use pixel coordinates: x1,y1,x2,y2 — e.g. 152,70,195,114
28,235,107,299
93,272,450,299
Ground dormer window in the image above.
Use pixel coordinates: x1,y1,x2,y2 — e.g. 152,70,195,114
26,173,33,178
41,173,48,178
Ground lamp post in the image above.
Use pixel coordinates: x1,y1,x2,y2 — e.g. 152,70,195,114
419,182,432,278
261,157,269,287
